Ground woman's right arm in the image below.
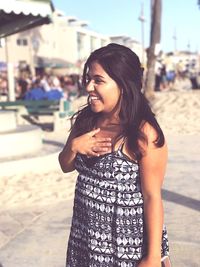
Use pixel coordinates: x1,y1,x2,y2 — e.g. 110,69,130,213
58,128,79,173
58,127,112,173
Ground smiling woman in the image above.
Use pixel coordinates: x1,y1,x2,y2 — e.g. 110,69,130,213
59,43,171,267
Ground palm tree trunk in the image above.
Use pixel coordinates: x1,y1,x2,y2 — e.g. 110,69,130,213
144,0,162,99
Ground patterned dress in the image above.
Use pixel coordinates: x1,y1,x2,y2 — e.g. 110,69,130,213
66,142,169,267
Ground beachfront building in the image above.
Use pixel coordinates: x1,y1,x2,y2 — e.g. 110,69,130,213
0,9,110,75
30,10,111,74
110,35,146,67
0,9,146,76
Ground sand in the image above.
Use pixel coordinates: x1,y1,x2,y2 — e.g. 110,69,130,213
0,90,200,267
152,90,200,134
1,90,200,212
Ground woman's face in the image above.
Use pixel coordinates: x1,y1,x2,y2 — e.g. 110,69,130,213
86,62,121,115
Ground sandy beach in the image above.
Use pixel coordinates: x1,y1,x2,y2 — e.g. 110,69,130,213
1,91,199,211
152,90,200,134
0,90,200,267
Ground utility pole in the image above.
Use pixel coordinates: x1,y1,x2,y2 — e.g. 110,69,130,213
138,2,146,66
187,40,191,52
172,29,177,53
144,0,162,99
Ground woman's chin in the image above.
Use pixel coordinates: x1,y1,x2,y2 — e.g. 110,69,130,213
91,106,102,113
90,103,103,113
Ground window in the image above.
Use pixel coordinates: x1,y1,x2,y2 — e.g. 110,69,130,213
90,36,97,52
0,38,5,48
101,39,107,47
77,32,85,60
16,39,28,46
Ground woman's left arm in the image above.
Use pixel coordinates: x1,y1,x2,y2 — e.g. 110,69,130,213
138,123,168,267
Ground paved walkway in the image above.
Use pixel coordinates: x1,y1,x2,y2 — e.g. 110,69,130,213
0,134,199,267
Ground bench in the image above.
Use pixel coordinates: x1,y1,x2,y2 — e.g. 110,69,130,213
0,99,73,130
0,99,73,115
0,100,60,115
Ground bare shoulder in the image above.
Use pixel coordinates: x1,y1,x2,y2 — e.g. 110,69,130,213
140,121,158,142
139,121,167,153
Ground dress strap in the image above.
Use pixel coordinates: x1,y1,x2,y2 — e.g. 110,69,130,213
117,137,126,152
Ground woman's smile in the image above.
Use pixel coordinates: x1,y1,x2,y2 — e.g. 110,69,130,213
88,95,102,104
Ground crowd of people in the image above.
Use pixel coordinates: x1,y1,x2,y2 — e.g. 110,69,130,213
0,59,200,102
0,72,87,101
155,59,200,92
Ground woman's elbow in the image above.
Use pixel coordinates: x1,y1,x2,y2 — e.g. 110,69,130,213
61,166,74,173
58,153,74,173
142,191,162,202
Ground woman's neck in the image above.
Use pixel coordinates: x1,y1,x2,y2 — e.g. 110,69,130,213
97,114,120,127
95,115,123,142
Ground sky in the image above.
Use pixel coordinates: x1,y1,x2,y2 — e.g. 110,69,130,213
53,0,200,53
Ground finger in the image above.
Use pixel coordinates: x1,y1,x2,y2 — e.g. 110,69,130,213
95,137,112,143
98,151,112,156
92,142,112,151
98,142,112,147
87,128,100,137
87,151,100,157
92,146,110,153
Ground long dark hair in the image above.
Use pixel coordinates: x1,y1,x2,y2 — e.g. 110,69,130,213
72,43,164,160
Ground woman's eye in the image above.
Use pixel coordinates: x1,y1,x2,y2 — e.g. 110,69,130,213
94,79,102,84
85,76,103,85
85,77,90,84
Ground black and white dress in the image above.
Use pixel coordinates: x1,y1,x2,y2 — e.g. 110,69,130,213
66,142,169,267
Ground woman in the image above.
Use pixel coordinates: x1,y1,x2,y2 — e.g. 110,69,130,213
59,43,170,267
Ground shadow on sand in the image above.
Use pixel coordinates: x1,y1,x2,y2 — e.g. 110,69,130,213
162,189,200,212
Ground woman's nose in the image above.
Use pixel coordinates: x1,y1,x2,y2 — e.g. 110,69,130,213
86,80,94,92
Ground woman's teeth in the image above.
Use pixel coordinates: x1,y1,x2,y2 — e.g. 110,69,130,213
89,96,100,103
91,96,99,100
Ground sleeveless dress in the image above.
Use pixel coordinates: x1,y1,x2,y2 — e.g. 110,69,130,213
66,141,169,267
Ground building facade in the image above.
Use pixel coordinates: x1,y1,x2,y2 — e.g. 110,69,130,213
110,35,146,66
0,10,144,75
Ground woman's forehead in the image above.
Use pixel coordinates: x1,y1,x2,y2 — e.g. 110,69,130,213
87,62,106,76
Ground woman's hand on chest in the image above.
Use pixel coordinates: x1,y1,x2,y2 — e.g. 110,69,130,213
72,128,112,157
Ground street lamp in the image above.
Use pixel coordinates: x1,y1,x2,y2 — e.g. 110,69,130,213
138,2,146,66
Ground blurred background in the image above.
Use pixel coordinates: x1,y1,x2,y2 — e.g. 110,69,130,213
0,0,200,102
0,1,199,267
